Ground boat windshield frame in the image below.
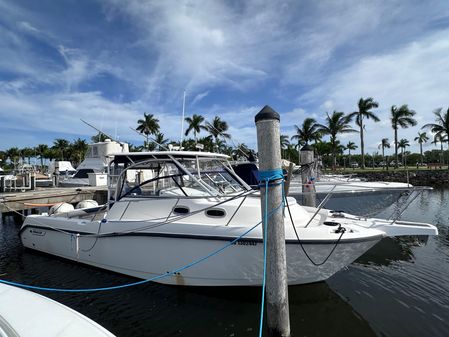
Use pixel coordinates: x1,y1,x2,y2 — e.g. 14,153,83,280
109,153,251,201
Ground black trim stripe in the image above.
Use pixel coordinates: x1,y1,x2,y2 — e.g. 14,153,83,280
20,224,384,245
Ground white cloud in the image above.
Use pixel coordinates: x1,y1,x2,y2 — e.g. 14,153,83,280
190,90,209,106
300,28,449,153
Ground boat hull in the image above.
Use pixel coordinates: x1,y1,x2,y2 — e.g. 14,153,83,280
20,223,381,286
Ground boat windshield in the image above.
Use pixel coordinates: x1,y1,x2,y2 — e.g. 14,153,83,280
116,157,247,199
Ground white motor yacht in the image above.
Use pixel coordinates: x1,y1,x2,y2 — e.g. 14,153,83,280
59,139,129,187
20,151,437,286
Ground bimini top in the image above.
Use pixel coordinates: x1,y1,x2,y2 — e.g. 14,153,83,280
110,151,229,164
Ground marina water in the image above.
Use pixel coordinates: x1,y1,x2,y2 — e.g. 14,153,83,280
1,188,449,337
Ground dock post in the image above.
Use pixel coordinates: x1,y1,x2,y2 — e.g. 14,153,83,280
255,105,290,337
284,163,294,196
300,145,316,207
31,174,36,190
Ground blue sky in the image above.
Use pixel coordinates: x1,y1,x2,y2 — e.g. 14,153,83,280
1,0,449,154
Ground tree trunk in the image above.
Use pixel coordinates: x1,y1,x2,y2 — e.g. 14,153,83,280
382,147,385,170
420,143,423,165
394,129,399,169
360,117,365,169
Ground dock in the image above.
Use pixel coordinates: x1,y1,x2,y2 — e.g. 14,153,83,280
0,186,108,214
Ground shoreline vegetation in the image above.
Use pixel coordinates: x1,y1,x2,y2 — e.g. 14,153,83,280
1,99,448,173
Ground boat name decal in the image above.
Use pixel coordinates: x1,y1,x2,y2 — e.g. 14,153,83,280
234,241,257,246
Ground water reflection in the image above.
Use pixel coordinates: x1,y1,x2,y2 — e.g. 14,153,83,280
355,237,415,266
328,188,449,337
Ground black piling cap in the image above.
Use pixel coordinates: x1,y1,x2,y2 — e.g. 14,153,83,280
255,105,280,123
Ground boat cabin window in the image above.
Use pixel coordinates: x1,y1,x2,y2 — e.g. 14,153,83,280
115,156,247,199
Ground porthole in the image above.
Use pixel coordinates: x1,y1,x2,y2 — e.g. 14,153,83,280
205,208,226,218
173,206,190,214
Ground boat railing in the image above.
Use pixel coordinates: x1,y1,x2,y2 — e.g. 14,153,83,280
301,185,432,227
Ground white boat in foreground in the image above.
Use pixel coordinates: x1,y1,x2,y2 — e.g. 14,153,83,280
20,152,437,286
0,283,115,337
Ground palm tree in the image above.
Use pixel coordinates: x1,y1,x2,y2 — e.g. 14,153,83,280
205,116,231,148
91,132,108,143
70,138,88,166
347,97,380,169
431,133,447,165
422,107,449,168
378,138,390,168
280,135,290,159
398,138,410,166
5,147,20,170
390,105,417,168
153,132,169,150
290,118,321,147
185,114,207,143
316,111,357,170
414,132,429,165
346,141,357,167
53,139,70,160
0,151,6,167
136,113,160,150
215,138,230,154
21,147,35,165
35,144,49,168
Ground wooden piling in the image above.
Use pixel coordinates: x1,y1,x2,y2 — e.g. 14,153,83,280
255,105,290,337
300,145,316,207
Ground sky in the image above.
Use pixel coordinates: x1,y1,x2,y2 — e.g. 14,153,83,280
1,0,449,155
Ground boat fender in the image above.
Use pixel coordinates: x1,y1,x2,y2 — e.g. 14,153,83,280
76,200,99,209
49,202,74,215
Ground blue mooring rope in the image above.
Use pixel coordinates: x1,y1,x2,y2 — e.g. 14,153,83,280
258,168,285,337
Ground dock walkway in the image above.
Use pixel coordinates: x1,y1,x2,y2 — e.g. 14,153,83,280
0,186,108,214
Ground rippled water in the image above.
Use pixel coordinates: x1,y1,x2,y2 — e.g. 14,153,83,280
1,188,449,336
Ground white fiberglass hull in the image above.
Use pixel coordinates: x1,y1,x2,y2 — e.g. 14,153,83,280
0,283,115,337
20,220,381,286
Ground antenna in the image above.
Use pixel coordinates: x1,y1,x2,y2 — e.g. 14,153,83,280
80,119,125,146
180,90,186,149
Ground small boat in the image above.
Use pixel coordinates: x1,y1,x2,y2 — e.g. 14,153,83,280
48,160,77,179
232,161,414,214
20,151,437,286
0,283,115,336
